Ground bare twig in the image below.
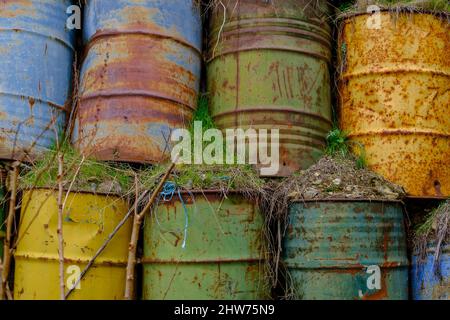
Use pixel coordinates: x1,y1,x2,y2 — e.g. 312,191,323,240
124,159,178,300
57,154,65,300
1,163,19,300
64,191,149,300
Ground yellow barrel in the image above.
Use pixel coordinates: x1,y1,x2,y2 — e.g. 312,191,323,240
339,12,450,198
14,189,132,300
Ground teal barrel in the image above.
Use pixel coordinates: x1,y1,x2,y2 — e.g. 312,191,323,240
283,201,409,300
142,191,269,300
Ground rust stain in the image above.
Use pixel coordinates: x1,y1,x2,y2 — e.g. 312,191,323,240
207,0,333,177
75,3,201,164
339,12,450,198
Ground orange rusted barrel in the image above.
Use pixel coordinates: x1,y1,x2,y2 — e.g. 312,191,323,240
339,11,450,198
73,0,202,164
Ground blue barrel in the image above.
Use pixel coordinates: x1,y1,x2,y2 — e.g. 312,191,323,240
283,201,409,300
73,0,202,164
412,244,449,300
0,1,75,160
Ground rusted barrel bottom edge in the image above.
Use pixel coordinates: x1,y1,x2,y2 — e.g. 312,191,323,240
0,91,69,112
14,255,127,267
208,46,331,64
285,264,409,270
290,198,403,204
340,68,450,79
405,195,449,200
80,89,197,112
21,186,126,198
141,258,265,264
0,27,75,51
213,107,332,126
87,29,201,56
337,8,450,21
348,130,450,138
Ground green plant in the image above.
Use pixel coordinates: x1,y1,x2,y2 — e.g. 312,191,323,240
325,128,350,157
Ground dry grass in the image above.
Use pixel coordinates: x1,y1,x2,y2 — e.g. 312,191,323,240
414,201,449,275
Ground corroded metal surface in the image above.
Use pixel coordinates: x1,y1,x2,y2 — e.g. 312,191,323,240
0,0,74,161
14,190,132,300
339,12,450,198
283,201,409,300
73,0,202,164
412,244,449,300
207,0,333,177
142,192,269,300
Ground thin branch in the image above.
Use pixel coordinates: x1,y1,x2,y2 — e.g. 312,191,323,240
57,154,65,300
124,158,179,300
64,190,149,300
1,163,19,300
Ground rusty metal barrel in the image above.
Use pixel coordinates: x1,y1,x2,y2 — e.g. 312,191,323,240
412,244,449,300
14,190,132,300
283,201,409,300
207,0,333,176
0,0,75,161
338,12,450,198
142,191,269,300
73,0,202,164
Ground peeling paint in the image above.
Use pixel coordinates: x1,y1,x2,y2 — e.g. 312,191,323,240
73,0,202,164
283,201,409,300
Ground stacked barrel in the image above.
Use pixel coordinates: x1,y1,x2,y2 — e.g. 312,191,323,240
338,11,449,199
208,0,333,176
337,6,449,300
0,0,74,161
143,192,269,300
73,0,203,164
0,0,448,301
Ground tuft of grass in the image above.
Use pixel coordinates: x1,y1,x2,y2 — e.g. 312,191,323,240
325,128,368,169
325,128,350,157
19,142,134,195
139,163,265,193
414,200,449,273
191,94,216,132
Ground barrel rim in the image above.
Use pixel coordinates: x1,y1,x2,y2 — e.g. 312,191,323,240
290,198,403,204
337,8,450,22
21,187,126,198
13,253,127,267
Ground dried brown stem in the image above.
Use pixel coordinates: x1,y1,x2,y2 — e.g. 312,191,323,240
57,154,65,300
124,160,178,300
1,163,19,300
64,190,150,300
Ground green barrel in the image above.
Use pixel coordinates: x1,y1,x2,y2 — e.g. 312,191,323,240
143,191,269,300
283,201,409,300
207,0,333,177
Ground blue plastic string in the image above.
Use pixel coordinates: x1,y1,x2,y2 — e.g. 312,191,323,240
159,182,189,250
